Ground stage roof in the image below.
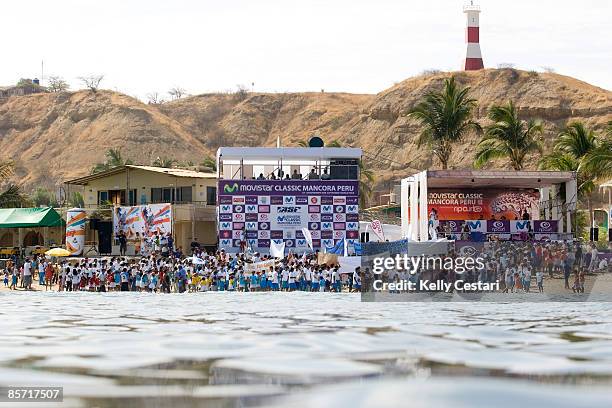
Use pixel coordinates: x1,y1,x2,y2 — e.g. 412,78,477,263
421,170,576,189
217,147,362,161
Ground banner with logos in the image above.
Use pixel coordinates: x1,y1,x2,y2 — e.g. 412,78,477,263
66,208,87,255
428,188,540,221
244,259,277,274
217,180,359,251
370,220,385,241
440,220,558,235
113,204,172,239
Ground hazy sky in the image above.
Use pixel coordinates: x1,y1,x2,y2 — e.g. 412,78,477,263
2,0,610,101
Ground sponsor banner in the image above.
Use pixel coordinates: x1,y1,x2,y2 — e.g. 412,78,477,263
533,220,558,233
510,220,532,233
113,203,172,239
427,188,540,221
218,180,359,251
465,220,486,233
440,220,465,233
245,259,277,273
370,220,385,241
219,180,358,197
66,208,87,255
442,219,557,235
486,220,511,233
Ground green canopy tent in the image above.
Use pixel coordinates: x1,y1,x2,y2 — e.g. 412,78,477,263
0,208,65,228
0,208,65,249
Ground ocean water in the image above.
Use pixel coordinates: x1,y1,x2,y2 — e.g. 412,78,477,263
1,292,611,407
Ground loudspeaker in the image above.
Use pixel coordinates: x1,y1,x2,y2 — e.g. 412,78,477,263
98,221,113,254
609,228,612,242
360,232,370,243
590,227,599,242
89,218,100,230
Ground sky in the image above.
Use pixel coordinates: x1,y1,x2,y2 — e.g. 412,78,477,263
1,0,610,101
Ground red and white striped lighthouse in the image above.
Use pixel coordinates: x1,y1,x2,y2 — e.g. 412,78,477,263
463,1,484,70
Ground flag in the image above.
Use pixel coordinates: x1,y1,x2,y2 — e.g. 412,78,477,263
301,227,313,250
325,239,344,255
370,220,385,241
353,241,363,256
270,240,286,258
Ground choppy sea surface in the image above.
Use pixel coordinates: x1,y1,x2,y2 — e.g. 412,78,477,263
1,292,612,407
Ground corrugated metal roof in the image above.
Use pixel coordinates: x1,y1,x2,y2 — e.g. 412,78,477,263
64,165,216,185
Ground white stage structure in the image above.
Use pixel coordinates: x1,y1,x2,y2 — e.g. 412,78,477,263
400,170,578,241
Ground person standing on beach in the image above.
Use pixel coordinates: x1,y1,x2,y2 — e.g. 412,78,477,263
10,264,18,290
44,262,54,291
23,258,32,290
536,269,544,293
118,231,127,256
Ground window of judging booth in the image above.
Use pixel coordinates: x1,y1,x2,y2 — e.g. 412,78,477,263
220,160,359,180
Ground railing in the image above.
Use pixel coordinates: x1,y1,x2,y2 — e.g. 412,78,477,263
77,201,216,210
221,163,360,181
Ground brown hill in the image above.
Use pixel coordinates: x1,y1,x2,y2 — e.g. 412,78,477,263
0,69,610,196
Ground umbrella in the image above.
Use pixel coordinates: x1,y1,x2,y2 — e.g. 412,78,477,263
45,248,71,257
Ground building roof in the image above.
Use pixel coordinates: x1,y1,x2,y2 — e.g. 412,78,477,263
0,207,65,229
64,165,217,185
412,170,576,189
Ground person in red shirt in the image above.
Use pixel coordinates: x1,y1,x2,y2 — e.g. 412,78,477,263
44,263,54,291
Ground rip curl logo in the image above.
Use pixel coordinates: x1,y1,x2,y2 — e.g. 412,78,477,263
224,183,239,193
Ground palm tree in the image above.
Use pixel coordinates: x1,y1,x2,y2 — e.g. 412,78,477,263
358,160,375,209
582,139,612,182
474,101,543,170
539,121,610,234
91,148,133,174
409,77,482,169
0,160,29,208
152,156,177,168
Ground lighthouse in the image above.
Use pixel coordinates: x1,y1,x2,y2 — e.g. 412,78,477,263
463,1,484,70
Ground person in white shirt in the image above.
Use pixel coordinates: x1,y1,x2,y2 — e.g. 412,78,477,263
288,269,297,291
304,267,312,292
98,269,107,292
536,270,544,293
281,268,289,291
71,268,81,291
23,259,32,290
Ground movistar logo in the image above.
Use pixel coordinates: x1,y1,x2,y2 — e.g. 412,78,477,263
224,183,239,193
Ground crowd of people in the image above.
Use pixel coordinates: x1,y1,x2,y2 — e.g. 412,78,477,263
362,241,610,294
3,235,609,295
2,248,362,293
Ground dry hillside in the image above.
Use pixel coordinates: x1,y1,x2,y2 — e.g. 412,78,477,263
0,69,610,194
